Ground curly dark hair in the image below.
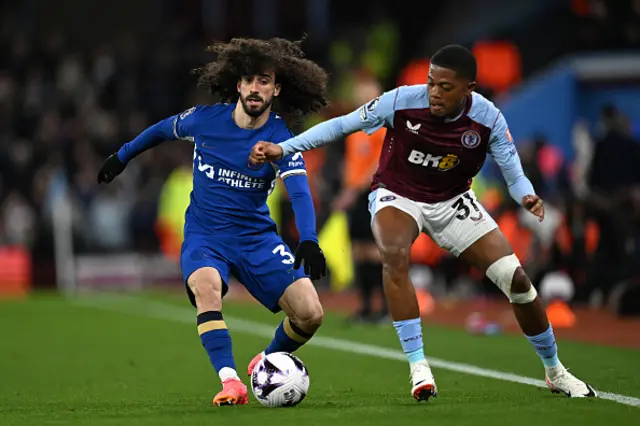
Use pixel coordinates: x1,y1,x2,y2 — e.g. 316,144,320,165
193,37,330,124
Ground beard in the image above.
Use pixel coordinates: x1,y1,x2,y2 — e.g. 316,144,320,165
240,93,273,118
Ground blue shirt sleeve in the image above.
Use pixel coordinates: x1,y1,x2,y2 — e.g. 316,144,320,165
488,113,536,205
272,127,308,179
172,105,200,141
282,174,317,243
117,106,200,163
272,126,317,242
275,152,308,179
279,88,401,157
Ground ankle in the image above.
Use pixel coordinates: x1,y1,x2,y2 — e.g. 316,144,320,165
407,348,426,364
219,367,240,382
545,362,565,374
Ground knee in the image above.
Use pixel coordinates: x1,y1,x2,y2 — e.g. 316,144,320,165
294,299,324,329
511,268,531,293
188,269,223,311
486,255,537,304
379,242,412,274
280,278,324,329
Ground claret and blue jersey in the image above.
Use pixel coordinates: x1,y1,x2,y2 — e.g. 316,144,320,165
117,103,316,312
279,84,535,206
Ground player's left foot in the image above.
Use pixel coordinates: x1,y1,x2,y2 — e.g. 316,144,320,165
545,365,597,398
410,360,438,402
247,352,265,376
213,378,249,406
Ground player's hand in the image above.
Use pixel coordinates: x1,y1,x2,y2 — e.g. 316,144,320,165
249,141,284,165
294,240,327,281
522,194,545,222
97,153,126,184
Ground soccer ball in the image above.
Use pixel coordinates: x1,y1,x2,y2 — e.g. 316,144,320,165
250,352,309,407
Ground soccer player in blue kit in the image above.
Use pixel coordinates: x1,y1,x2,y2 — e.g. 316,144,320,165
97,38,329,406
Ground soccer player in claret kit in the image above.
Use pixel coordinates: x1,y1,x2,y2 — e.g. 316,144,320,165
250,45,597,401
97,38,329,406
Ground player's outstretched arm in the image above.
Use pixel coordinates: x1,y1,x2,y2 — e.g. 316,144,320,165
97,117,176,183
249,90,398,165
249,115,361,164
488,114,545,222
98,106,199,184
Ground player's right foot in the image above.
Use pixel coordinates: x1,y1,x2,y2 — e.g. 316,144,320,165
213,378,248,406
247,352,265,376
545,365,597,398
410,360,438,402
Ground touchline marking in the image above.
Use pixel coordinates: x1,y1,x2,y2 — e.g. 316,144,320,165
74,294,640,408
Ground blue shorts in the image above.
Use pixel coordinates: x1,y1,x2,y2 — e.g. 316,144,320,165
180,231,306,313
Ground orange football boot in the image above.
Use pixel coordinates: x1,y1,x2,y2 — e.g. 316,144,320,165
213,378,248,406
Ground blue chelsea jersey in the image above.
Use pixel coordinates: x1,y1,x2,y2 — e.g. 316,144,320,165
173,103,307,235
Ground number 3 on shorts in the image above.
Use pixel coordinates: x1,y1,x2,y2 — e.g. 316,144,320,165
452,193,484,221
273,244,295,264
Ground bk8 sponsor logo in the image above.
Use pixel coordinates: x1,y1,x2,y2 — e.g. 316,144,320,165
407,150,459,171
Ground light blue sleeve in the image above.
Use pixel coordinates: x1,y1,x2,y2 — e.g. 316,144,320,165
488,113,536,205
279,88,402,157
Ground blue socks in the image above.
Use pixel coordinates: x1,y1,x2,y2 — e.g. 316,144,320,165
265,317,313,355
393,318,426,364
197,311,238,380
526,324,560,368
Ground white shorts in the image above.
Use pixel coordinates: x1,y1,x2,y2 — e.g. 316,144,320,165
368,188,498,257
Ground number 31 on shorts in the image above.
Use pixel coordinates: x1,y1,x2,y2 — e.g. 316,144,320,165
452,193,484,221
273,244,295,264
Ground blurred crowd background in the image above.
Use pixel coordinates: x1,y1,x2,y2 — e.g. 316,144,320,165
1,0,639,321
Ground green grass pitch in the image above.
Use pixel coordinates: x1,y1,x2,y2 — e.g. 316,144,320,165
0,291,638,426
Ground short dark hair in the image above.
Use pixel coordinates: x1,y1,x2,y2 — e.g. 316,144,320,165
193,37,330,125
430,45,477,81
